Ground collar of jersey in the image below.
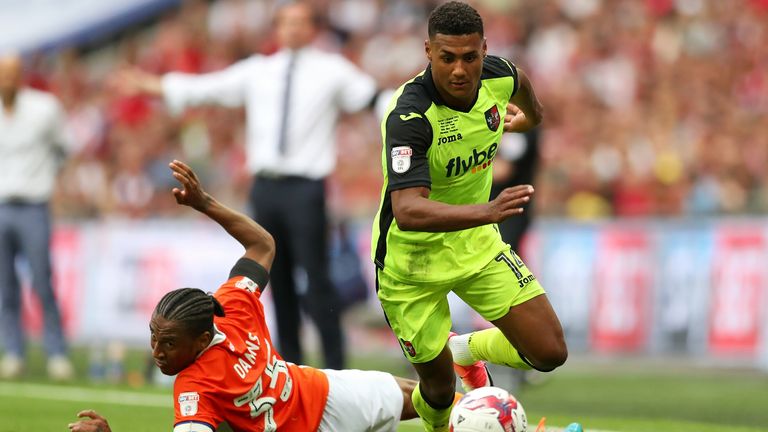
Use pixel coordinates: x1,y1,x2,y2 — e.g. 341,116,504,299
424,63,481,113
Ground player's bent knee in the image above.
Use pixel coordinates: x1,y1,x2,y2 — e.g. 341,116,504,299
529,344,568,372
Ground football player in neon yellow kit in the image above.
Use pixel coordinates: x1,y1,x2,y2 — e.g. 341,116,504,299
372,2,567,430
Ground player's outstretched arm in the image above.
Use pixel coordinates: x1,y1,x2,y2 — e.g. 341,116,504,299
169,160,275,270
392,184,534,232
110,66,164,97
504,67,543,133
68,410,111,432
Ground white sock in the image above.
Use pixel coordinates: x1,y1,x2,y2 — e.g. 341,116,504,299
448,332,477,366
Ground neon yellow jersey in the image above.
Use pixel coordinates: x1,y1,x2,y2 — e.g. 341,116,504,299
371,56,519,283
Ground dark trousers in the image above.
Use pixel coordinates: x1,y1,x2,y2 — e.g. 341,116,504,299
490,128,540,253
250,176,345,369
0,202,67,357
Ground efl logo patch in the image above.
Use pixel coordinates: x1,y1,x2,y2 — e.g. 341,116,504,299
400,338,416,357
391,146,413,174
178,392,200,416
235,276,258,293
485,105,500,131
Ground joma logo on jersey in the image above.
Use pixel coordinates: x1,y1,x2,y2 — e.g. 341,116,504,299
437,133,463,145
518,274,537,288
445,143,498,177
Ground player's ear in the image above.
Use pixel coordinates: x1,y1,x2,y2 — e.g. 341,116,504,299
482,38,488,57
425,39,432,61
195,330,212,352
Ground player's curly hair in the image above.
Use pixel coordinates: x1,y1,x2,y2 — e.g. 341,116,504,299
153,288,225,336
428,1,484,39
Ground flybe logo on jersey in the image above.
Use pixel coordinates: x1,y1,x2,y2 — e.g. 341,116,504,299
445,143,498,177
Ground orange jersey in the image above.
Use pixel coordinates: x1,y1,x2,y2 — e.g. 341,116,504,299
173,272,329,432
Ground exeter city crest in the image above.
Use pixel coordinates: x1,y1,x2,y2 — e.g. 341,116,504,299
400,338,416,357
485,105,500,131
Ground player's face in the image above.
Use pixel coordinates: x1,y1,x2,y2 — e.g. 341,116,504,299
149,315,209,376
426,33,487,110
276,3,316,50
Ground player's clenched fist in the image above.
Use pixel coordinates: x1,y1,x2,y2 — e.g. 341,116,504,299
487,184,534,223
68,410,112,432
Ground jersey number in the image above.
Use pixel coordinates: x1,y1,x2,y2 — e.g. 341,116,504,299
496,250,538,288
495,251,523,280
233,338,293,431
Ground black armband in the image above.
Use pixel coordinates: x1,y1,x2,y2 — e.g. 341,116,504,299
229,258,270,292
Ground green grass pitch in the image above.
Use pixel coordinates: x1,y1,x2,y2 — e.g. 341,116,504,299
3,347,768,431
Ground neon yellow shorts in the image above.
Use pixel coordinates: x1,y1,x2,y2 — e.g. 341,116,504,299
376,249,545,363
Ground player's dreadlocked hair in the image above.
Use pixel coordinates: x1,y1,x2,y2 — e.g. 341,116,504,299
153,288,226,336
428,1,484,39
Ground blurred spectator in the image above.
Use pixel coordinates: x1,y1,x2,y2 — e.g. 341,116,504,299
13,0,764,224
0,53,73,380
111,1,379,370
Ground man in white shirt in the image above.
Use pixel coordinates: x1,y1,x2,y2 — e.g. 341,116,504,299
116,1,377,369
0,52,74,380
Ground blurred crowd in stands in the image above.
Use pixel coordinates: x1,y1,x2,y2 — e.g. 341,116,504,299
25,0,768,220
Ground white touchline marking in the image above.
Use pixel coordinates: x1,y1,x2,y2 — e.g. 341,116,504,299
0,382,171,408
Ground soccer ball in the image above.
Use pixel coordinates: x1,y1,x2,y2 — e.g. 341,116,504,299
449,386,528,432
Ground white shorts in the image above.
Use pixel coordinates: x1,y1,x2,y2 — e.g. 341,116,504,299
318,369,403,432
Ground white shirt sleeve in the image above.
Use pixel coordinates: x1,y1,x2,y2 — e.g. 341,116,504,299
333,56,377,113
48,97,72,157
162,55,262,115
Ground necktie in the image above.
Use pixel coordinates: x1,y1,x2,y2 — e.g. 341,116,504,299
277,53,296,155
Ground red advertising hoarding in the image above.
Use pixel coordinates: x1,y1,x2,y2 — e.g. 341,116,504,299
709,227,767,355
591,229,653,352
